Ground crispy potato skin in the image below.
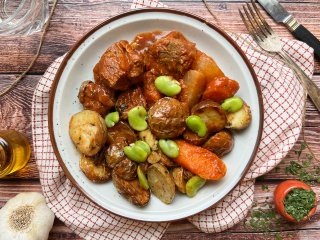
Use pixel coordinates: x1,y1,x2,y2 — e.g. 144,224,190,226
203,130,234,157
112,171,150,207
69,110,107,156
172,168,186,193
183,129,209,146
79,153,111,183
114,158,137,180
191,100,227,134
106,121,136,145
147,163,176,204
106,139,127,168
174,140,227,180
148,97,189,139
226,102,252,130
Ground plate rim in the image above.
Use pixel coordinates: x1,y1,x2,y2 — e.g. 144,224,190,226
48,7,264,222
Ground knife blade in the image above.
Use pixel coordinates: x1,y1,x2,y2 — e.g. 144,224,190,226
257,0,320,59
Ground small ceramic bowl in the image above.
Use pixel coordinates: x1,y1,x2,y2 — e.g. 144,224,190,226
274,180,317,222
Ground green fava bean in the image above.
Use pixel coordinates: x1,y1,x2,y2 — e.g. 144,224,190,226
105,111,120,128
221,96,244,113
186,115,207,137
186,176,206,197
128,106,148,131
159,139,179,158
137,165,149,190
155,76,181,97
124,140,150,163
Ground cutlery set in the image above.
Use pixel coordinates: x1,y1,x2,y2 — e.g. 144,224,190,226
240,0,320,112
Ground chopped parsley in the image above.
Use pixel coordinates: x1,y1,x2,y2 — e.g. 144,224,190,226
284,188,316,222
285,141,320,184
261,184,269,191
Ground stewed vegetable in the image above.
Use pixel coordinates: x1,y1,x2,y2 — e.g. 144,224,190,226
69,30,253,207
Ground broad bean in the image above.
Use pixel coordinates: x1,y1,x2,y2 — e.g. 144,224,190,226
155,76,181,97
128,106,148,131
159,139,179,158
186,115,207,137
105,111,120,128
124,140,151,163
186,176,206,197
137,165,149,190
221,96,243,113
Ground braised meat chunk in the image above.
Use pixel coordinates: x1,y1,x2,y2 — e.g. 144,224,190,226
143,71,162,108
78,81,115,116
98,40,144,90
145,31,197,78
116,86,147,119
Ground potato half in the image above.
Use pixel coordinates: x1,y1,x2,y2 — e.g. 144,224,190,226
69,110,107,156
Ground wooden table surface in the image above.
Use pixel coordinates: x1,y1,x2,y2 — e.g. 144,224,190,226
1,0,319,239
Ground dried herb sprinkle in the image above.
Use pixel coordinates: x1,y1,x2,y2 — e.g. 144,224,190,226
284,188,316,222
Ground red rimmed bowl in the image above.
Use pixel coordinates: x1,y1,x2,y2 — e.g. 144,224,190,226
48,8,264,222
274,180,317,222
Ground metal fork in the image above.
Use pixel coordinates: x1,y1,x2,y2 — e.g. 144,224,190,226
239,0,320,112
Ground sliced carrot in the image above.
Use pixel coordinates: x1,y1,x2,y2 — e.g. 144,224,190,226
174,140,227,180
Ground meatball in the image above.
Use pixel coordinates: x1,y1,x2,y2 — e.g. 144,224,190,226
78,81,115,116
145,31,197,78
98,40,144,90
148,97,189,139
115,86,147,119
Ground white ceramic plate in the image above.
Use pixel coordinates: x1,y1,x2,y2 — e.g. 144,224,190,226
49,9,263,222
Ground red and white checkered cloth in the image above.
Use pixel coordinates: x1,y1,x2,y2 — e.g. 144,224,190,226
32,1,314,239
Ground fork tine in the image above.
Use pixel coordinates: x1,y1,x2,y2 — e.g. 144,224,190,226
239,9,260,42
242,5,265,41
246,2,268,39
251,0,273,35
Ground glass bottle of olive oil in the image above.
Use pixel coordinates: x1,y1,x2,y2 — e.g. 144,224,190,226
0,130,31,178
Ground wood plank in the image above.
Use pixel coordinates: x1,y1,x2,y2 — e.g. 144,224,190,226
0,1,319,74
1,75,320,179
0,181,319,239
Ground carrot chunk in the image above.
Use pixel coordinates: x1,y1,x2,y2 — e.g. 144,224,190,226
202,76,239,103
174,140,227,180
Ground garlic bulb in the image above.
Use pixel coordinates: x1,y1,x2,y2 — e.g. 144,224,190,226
0,192,54,240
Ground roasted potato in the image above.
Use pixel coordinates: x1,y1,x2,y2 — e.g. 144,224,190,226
179,70,206,109
113,158,137,180
115,86,147,119
226,102,252,130
105,139,127,168
112,171,150,207
69,110,107,156
172,168,186,193
138,162,150,175
79,153,111,183
191,50,224,80
147,163,176,204
183,129,209,146
106,121,136,144
183,169,194,181
138,129,158,151
191,100,227,133
148,97,189,139
203,130,234,157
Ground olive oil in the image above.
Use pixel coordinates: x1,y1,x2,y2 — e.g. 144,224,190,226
0,130,30,177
